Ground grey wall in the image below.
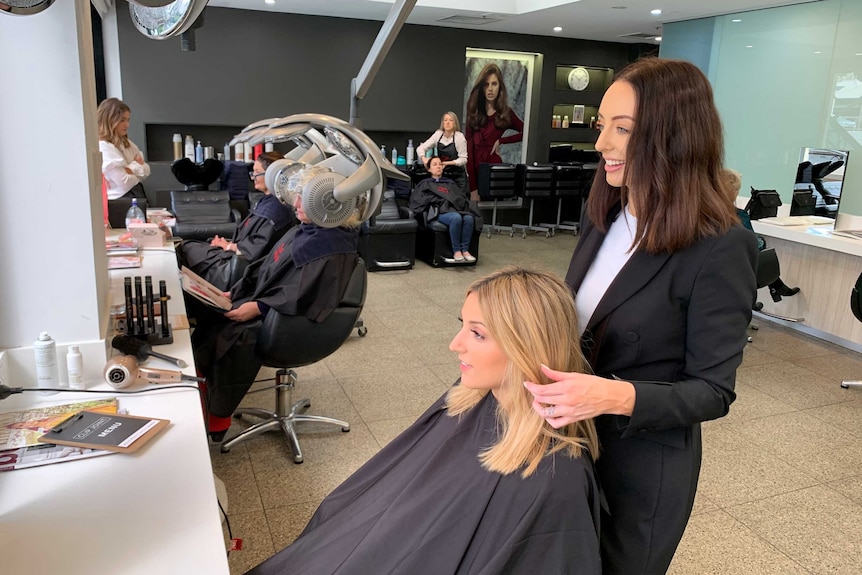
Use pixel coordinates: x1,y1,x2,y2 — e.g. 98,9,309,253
116,7,653,164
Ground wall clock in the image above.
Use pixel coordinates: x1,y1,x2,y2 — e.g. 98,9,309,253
567,67,590,91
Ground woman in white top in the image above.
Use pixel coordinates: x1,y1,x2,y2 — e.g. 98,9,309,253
416,111,468,192
97,98,150,200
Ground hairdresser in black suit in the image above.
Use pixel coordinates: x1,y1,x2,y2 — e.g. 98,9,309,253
524,58,758,575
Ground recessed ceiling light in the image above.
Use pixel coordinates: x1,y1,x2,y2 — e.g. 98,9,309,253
814,51,822,54
731,19,742,23
651,9,662,16
856,53,862,56
265,0,275,4
553,26,562,32
745,45,753,48
655,36,662,42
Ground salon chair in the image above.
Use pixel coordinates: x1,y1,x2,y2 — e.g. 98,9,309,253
248,191,265,210
414,215,481,268
512,164,553,238
545,163,593,235
169,190,241,242
220,258,367,462
477,163,517,237
840,272,862,389
358,190,417,272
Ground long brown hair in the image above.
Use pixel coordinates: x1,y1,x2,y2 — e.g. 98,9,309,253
466,63,513,131
96,97,131,149
447,267,599,478
586,58,736,254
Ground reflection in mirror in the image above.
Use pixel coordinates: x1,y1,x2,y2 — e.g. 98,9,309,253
792,148,849,219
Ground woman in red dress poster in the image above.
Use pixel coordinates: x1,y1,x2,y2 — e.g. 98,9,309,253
465,63,524,201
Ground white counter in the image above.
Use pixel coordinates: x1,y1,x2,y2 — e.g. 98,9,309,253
0,243,229,574
750,219,862,350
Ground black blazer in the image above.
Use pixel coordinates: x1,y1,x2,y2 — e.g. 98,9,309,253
566,205,758,574
567,206,757,443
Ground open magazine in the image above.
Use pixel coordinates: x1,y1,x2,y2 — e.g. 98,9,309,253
0,398,119,471
180,266,232,311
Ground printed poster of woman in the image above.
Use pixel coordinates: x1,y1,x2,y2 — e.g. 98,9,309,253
463,56,529,197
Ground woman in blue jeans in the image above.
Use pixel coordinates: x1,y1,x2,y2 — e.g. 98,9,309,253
410,156,477,262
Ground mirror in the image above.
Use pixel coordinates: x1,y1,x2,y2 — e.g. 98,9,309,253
792,147,850,219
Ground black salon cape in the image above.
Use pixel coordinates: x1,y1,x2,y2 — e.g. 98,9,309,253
177,194,296,290
192,225,358,417
246,392,602,575
409,177,468,224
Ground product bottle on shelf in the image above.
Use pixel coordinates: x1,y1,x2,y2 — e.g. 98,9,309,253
34,332,60,395
184,135,194,161
406,139,415,165
224,143,231,162
380,145,386,156
195,141,204,163
562,115,570,129
391,147,398,164
66,345,84,390
172,134,183,161
244,143,253,163
235,143,244,162
125,198,146,230
590,116,597,129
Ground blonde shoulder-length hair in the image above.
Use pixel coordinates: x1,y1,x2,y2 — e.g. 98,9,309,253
96,97,131,149
439,111,461,133
446,266,599,478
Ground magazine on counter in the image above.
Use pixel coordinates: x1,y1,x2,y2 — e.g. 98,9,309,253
0,398,119,471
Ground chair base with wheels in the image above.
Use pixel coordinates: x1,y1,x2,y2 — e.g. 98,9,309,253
221,368,349,463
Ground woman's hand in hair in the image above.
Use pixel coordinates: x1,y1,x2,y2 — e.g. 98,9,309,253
524,364,636,429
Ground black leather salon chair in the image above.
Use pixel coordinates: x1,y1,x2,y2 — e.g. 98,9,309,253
841,272,862,390
477,163,517,237
248,191,265,210
169,190,241,242
512,164,553,238
358,191,417,272
414,217,481,268
220,258,367,462
107,196,148,230
546,163,590,235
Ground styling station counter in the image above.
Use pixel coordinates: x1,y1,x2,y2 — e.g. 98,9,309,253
0,243,229,575
751,220,862,352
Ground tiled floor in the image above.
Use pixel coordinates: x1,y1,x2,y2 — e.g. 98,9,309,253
210,232,862,575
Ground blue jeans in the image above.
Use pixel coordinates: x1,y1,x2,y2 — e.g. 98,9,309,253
437,212,474,253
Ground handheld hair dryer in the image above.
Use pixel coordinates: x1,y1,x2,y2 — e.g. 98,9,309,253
103,355,204,389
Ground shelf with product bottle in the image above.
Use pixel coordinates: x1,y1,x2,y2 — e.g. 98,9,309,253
144,123,248,163
550,104,599,132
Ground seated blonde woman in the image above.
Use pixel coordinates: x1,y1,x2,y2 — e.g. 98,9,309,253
247,266,601,575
